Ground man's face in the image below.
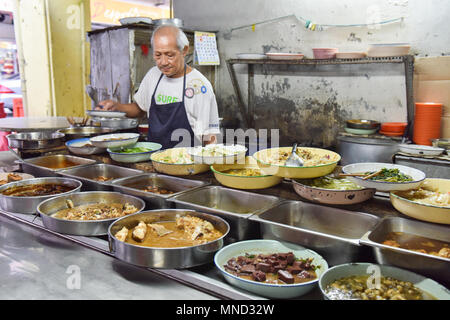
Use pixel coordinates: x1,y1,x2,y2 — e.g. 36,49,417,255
153,32,186,78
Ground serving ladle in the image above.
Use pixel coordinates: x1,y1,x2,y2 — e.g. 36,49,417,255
285,143,304,167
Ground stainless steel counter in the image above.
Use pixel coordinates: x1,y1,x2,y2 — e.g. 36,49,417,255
0,212,217,300
0,210,324,300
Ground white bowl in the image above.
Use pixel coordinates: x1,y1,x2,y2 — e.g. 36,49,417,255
107,142,162,163
188,144,247,165
66,138,106,155
214,239,328,299
90,133,139,149
367,43,410,57
319,263,450,300
342,162,426,191
399,144,444,156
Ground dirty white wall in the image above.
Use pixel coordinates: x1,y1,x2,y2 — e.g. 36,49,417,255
175,0,450,147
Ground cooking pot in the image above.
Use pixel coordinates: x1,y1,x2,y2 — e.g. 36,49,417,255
337,136,400,165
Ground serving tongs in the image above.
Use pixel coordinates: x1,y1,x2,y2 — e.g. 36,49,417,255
285,143,304,167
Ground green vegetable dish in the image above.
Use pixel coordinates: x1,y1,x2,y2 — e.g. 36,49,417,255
363,168,413,182
115,147,153,154
297,176,363,190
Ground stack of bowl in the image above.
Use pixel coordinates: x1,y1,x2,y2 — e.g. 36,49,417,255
379,122,408,137
345,119,380,135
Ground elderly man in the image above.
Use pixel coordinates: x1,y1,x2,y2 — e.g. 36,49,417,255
98,25,220,149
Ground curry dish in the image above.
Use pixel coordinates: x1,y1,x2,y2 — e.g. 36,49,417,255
382,232,450,259
52,200,139,220
1,183,74,197
114,215,223,247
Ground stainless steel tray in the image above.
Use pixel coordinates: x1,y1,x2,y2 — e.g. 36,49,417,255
249,200,380,266
58,163,143,191
111,173,210,208
20,154,97,177
108,209,229,269
167,185,282,241
360,216,450,285
37,191,146,236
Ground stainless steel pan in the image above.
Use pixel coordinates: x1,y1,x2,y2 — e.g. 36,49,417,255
108,209,229,269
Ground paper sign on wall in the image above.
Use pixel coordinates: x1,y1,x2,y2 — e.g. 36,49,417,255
194,31,220,66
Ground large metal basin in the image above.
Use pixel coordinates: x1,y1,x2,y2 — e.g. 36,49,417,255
108,209,229,269
58,163,143,191
7,131,65,150
360,216,450,286
167,185,282,242
249,200,380,266
37,191,146,236
20,154,97,177
111,173,209,208
0,177,82,214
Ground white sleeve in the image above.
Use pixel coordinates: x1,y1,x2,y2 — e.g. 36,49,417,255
133,68,157,112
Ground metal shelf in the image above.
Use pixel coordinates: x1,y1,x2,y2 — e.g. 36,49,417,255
226,55,415,138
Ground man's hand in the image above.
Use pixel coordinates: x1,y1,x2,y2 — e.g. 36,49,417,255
96,99,118,111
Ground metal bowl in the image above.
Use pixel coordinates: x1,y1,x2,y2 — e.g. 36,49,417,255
346,119,381,130
90,117,139,130
58,126,115,141
108,209,229,269
211,156,282,190
319,263,450,300
0,177,82,214
292,178,376,205
37,191,146,236
7,131,65,150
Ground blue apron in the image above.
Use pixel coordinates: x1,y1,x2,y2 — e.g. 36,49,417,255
147,65,196,149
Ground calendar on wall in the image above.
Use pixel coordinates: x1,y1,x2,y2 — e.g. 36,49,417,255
194,31,220,66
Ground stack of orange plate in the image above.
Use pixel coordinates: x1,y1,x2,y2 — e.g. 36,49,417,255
413,103,443,146
379,122,408,136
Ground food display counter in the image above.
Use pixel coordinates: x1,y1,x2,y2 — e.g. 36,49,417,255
0,150,448,300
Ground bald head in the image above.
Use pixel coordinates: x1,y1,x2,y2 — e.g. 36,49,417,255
151,25,189,52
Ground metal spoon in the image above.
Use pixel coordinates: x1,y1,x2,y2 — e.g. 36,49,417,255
285,143,304,167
